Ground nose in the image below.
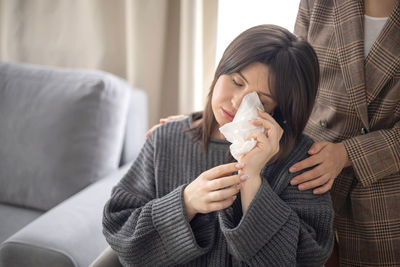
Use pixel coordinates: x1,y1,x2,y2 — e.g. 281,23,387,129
231,90,248,110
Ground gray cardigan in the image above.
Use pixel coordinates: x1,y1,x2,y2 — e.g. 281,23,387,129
103,116,334,266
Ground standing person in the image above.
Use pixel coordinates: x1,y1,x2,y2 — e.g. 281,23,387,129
103,25,334,266
290,0,400,265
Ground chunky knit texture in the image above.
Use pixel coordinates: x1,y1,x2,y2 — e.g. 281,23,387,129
103,115,334,266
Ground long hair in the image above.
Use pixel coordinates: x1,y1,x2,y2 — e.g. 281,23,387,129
192,24,319,162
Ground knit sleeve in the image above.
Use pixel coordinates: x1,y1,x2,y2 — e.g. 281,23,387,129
218,137,334,266
102,133,214,266
219,181,333,266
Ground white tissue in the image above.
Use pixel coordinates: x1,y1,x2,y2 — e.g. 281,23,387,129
219,92,265,160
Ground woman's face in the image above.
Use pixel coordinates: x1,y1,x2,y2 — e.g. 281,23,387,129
211,62,277,139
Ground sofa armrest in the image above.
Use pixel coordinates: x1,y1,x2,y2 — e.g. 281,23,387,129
0,164,131,267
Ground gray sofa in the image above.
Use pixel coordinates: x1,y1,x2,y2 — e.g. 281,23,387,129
0,61,147,267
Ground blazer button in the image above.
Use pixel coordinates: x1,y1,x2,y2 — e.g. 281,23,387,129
361,127,367,135
319,120,328,128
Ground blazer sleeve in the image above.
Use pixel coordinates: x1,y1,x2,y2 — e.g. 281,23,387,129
102,133,214,266
294,0,313,40
343,121,400,187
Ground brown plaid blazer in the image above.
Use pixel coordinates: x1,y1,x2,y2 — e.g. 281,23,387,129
295,0,400,266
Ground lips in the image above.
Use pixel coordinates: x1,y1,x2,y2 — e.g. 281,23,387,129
221,108,235,122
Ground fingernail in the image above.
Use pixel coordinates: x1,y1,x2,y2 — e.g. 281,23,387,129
237,184,241,190
289,167,296,172
235,163,244,169
298,185,304,190
232,195,237,200
290,179,297,185
240,174,249,181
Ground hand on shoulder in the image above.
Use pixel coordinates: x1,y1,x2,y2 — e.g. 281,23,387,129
289,141,351,194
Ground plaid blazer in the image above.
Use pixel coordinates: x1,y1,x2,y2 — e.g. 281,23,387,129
295,0,400,266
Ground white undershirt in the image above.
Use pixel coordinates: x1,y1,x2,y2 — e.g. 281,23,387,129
364,15,388,58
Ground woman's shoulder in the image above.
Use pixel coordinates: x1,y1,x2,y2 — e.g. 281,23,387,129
263,135,329,200
289,134,314,160
146,115,193,148
296,134,314,148
262,135,313,185
263,135,313,172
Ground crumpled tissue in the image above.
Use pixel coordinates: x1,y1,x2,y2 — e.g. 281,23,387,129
219,92,265,160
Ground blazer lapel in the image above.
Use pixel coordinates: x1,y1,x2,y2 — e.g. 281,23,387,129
333,0,369,130
365,2,400,105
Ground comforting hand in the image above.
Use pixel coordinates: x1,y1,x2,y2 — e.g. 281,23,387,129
289,141,351,194
145,115,186,138
183,162,243,222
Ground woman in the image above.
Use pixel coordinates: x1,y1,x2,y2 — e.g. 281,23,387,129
292,0,400,265
103,24,333,266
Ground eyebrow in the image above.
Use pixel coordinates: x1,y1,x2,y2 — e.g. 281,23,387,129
237,71,272,98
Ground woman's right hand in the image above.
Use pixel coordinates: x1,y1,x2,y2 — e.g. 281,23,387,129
145,115,186,138
184,162,244,221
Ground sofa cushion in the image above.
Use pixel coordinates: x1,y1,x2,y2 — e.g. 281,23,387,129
0,62,130,210
0,204,43,244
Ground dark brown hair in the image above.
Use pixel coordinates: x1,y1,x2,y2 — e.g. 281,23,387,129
192,24,319,162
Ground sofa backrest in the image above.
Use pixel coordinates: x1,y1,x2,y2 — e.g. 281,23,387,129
0,61,145,211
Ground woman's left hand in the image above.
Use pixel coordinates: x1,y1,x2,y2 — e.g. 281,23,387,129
239,109,284,178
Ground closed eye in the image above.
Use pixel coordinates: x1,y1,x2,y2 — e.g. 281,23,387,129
232,78,243,87
258,92,272,102
258,93,273,107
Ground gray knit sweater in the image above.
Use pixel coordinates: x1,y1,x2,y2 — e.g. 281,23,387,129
103,115,334,267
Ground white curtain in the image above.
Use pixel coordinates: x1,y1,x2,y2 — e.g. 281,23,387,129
0,0,218,125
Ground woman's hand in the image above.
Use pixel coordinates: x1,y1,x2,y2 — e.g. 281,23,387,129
145,115,186,138
289,141,351,194
240,109,284,177
184,162,243,221
238,110,284,213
